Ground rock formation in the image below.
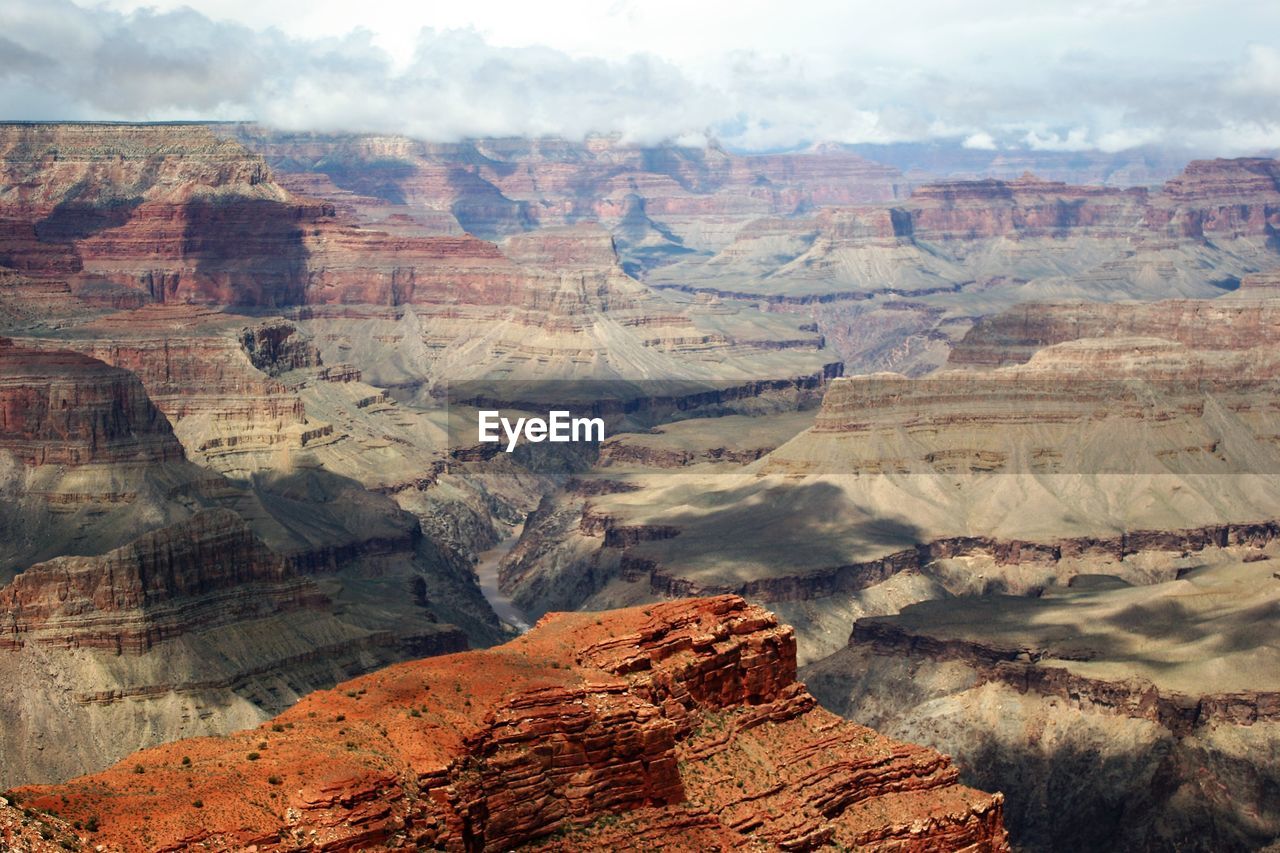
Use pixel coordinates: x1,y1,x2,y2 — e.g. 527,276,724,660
0,318,502,791
641,159,1278,374
0,501,477,788
0,509,321,653
804,556,1280,851
16,596,1009,852
0,338,184,466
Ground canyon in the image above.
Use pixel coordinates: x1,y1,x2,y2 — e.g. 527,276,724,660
0,119,1278,850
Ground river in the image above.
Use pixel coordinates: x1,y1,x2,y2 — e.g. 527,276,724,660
473,524,532,633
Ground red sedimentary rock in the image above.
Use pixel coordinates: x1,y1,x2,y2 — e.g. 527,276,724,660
0,340,184,466
901,175,1151,241
20,595,1009,851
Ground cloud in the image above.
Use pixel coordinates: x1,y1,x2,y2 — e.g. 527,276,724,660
1,0,1278,154
962,132,998,150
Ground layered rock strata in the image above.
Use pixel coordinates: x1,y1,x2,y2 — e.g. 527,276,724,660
0,339,184,466
0,509,323,653
17,596,1009,852
804,556,1280,851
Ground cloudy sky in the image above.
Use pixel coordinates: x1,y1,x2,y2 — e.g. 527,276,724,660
1,0,1278,153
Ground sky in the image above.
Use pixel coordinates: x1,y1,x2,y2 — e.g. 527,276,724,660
1,0,1278,153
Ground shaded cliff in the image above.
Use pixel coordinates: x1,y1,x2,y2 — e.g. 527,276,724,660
804,556,1280,851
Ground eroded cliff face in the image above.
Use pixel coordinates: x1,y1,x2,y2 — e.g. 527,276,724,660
0,339,233,576
16,596,1008,852
0,501,476,788
950,269,1280,367
803,556,1280,851
0,319,502,791
0,123,326,307
0,509,322,653
0,339,184,466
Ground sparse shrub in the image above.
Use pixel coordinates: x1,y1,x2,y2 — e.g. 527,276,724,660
134,764,145,774
268,775,282,786
192,800,203,809
181,756,191,766
85,815,100,832
247,752,260,761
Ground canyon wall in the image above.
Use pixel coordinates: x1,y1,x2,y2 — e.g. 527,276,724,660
804,556,1280,851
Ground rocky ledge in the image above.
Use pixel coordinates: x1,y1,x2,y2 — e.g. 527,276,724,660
17,595,1009,852
0,509,326,653
0,340,185,466
804,556,1280,850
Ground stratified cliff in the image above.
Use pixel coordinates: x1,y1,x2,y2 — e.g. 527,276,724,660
950,269,1280,366
804,556,1280,851
0,338,183,466
0,503,474,788
0,326,499,791
17,596,1009,852
0,509,321,653
0,122,327,307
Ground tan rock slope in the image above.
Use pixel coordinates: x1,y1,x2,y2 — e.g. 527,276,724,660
16,596,1009,852
500,277,1280,657
804,554,1280,851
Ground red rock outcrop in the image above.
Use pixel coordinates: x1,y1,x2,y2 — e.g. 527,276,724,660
0,795,76,852
0,339,184,466
1148,157,1280,238
0,123,331,307
0,509,328,653
301,227,532,307
19,596,1009,852
901,175,1150,241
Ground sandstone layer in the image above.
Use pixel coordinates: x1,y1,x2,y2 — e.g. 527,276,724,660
17,596,1009,852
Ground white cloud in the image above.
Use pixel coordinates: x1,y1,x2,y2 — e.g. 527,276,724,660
1024,128,1095,152
0,0,1277,154
963,132,998,150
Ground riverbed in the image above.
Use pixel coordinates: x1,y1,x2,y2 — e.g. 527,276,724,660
473,524,532,633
